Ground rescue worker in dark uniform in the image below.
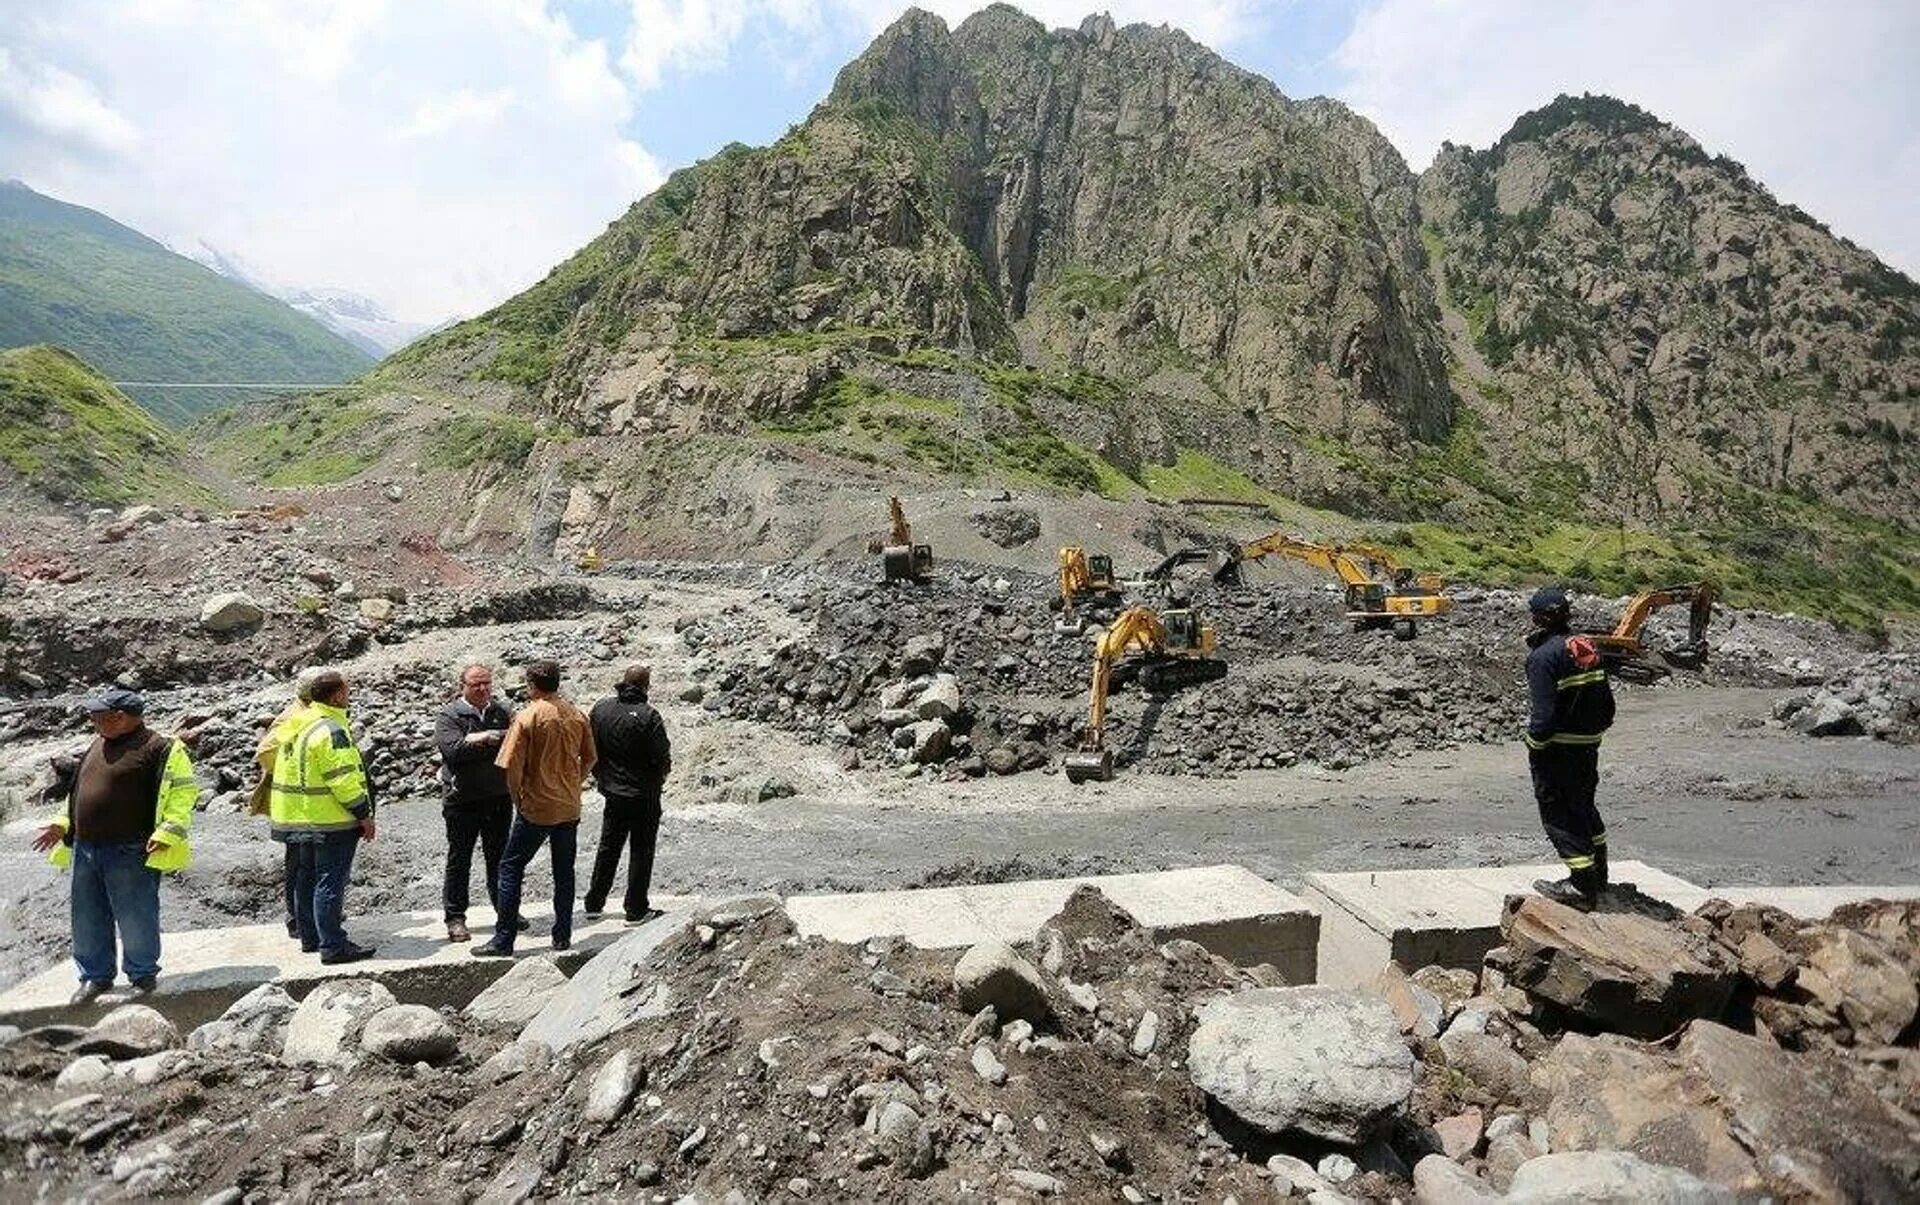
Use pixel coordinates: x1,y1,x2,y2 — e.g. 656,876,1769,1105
1523,586,1616,907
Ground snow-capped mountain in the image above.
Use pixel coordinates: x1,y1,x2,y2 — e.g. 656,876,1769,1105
181,242,445,356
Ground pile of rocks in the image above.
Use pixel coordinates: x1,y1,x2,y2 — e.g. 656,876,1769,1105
5,886,1916,1202
1772,652,1918,742
681,564,1537,779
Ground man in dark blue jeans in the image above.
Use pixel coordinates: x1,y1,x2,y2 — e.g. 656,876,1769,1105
292,832,361,955
33,689,199,1004
474,660,596,958
69,839,161,992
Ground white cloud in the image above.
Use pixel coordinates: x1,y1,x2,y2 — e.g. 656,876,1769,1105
1333,0,1920,273
618,1,1267,92
1,0,662,323
402,88,518,140
0,46,139,155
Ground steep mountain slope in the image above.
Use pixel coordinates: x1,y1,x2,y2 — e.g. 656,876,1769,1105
391,7,1447,499
0,182,371,423
0,344,219,507
374,9,1915,622
1420,95,1915,526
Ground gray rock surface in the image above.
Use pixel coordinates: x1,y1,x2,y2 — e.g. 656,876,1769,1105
952,940,1052,1025
199,592,265,632
75,1004,178,1059
283,978,397,1065
1505,1150,1734,1204
1411,1154,1498,1204
465,956,569,1027
584,1049,643,1123
188,984,297,1054
360,1004,457,1063
1185,986,1414,1143
521,913,686,1050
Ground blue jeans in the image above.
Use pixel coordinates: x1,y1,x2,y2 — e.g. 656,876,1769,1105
71,840,161,985
492,814,577,950
290,832,360,953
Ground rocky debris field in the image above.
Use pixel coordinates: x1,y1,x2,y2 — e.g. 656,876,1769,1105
676,563,1875,780
1773,652,1919,743
3,882,1916,1202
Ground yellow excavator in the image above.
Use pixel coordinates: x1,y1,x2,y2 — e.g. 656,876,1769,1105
575,546,604,573
1052,547,1123,633
1586,580,1719,683
1215,532,1450,640
871,496,933,583
1065,603,1227,784
1334,542,1445,593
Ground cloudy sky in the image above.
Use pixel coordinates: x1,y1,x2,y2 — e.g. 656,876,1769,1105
3,1,1914,325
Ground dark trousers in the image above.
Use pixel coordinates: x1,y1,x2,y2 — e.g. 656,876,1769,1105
1529,744,1608,891
443,797,511,922
585,791,662,918
492,813,577,951
290,832,360,953
283,843,298,933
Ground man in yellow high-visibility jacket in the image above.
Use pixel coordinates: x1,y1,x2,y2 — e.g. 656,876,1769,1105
31,689,198,1005
269,669,377,964
254,667,324,940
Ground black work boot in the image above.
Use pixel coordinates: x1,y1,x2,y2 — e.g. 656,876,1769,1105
1593,847,1610,896
1533,874,1598,910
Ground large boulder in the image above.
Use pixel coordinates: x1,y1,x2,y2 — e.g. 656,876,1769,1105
953,941,1052,1026
906,719,952,764
1500,896,1736,1038
914,674,962,721
1505,1151,1733,1204
283,979,397,1065
900,634,946,677
584,1049,644,1123
360,1004,457,1063
1791,926,1918,1044
75,1004,178,1059
199,592,265,632
465,956,569,1027
189,984,297,1053
1534,1022,1920,1201
1186,986,1414,1143
522,913,688,1051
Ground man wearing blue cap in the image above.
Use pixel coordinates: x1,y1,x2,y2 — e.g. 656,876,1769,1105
1524,587,1616,907
32,689,199,1004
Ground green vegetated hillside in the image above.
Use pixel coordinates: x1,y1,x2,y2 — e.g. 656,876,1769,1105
0,344,221,507
380,7,1915,626
0,181,371,424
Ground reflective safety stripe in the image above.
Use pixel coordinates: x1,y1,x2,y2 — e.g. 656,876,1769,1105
1547,732,1602,746
1524,734,1547,750
322,764,356,780
1557,669,1607,689
157,821,189,839
273,783,339,797
272,819,361,833
335,792,368,810
1593,831,1608,846
1565,855,1596,869
163,774,196,788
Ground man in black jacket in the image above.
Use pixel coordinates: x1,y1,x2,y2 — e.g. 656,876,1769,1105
434,664,515,943
585,664,672,923
1523,587,1617,908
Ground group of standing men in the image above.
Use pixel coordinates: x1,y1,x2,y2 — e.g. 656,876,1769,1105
36,658,671,1000
432,659,672,957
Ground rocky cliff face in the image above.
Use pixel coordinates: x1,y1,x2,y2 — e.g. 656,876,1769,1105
390,11,1916,571
1421,95,1916,525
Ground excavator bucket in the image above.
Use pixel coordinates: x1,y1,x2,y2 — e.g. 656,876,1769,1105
1064,748,1114,784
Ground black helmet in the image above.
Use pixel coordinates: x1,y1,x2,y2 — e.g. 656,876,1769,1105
1528,586,1571,618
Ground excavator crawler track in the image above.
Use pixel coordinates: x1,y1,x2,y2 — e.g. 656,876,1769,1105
1137,656,1228,694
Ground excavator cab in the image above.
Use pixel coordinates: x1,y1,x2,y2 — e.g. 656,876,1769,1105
882,543,934,583
877,496,933,583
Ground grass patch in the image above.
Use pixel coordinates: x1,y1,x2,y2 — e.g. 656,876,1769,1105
1141,449,1286,505
205,391,384,486
427,413,543,469
0,344,221,506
